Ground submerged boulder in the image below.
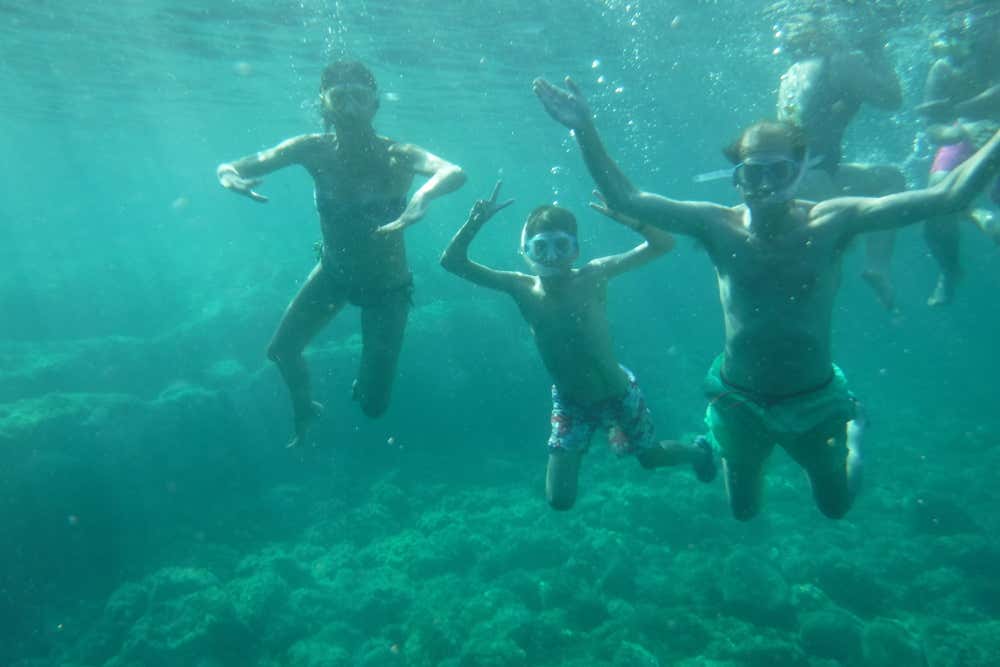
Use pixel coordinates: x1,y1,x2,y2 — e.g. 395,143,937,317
719,549,795,627
861,618,928,667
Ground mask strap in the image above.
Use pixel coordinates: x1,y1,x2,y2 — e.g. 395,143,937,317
783,148,810,195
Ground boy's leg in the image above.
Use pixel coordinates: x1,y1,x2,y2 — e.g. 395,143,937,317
267,263,347,447
637,438,716,483
605,368,713,478
546,387,594,511
546,450,584,511
355,287,410,418
707,399,774,521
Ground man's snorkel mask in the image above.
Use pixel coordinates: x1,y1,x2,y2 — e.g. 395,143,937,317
732,151,808,205
520,224,579,276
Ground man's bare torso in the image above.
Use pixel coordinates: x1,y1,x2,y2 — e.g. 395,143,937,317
704,203,843,396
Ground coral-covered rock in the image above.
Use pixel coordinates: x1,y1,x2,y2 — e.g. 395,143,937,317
861,618,927,667
719,549,795,627
798,608,863,663
612,641,660,667
103,567,251,667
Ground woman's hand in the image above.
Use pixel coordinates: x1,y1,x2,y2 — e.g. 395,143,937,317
219,167,268,203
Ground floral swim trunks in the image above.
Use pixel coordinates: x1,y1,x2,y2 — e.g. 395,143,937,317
547,366,657,456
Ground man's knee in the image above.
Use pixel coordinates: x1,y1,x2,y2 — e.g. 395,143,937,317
360,396,389,418
806,466,854,519
354,380,391,418
547,489,576,511
816,495,852,520
730,495,761,521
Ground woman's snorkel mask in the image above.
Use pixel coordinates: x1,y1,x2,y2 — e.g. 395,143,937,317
320,82,378,127
520,224,579,276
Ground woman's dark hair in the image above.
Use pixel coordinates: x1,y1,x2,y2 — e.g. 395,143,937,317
320,60,377,92
524,205,578,237
723,120,809,164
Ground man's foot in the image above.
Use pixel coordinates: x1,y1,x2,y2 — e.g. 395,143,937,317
287,400,324,448
927,273,958,307
692,435,717,483
861,269,896,312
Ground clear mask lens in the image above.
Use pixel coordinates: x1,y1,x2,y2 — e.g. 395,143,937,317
323,84,375,110
523,231,578,264
734,158,800,191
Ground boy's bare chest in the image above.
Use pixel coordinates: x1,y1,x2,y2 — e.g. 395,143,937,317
522,282,606,331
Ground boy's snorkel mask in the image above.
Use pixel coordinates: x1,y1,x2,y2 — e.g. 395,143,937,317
520,224,579,276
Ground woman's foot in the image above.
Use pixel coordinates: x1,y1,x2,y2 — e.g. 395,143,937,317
927,271,959,307
287,400,324,448
861,269,896,312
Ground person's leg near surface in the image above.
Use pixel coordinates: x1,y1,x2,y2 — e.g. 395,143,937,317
862,230,898,311
837,164,907,311
355,289,410,418
267,262,347,447
924,212,963,306
924,146,974,306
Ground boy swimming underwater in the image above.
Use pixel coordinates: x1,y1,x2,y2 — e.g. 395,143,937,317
441,181,715,510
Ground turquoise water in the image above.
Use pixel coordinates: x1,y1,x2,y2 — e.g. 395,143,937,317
3,1,1000,665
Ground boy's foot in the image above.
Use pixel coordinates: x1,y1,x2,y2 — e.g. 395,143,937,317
692,435,717,483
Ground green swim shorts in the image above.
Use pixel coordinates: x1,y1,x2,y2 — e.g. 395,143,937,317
703,355,857,466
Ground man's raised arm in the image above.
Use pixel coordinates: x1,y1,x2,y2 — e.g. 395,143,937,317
826,129,1000,235
533,77,721,243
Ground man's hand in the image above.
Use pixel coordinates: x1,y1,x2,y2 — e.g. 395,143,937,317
533,77,593,132
590,190,674,250
468,180,515,226
219,168,268,203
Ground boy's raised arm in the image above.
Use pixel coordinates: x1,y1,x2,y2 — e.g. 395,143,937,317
582,191,675,280
441,181,530,293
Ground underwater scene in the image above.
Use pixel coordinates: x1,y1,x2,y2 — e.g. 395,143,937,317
3,0,1000,665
